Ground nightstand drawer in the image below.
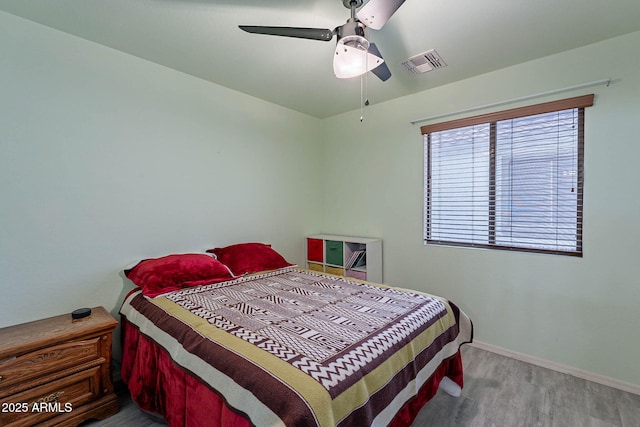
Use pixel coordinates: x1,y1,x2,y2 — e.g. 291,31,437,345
0,365,101,426
0,338,100,390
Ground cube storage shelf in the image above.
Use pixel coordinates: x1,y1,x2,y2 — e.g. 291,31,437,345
305,234,382,283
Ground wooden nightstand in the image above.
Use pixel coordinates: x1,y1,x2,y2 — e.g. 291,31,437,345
0,307,119,426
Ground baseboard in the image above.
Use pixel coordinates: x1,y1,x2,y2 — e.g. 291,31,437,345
469,340,640,396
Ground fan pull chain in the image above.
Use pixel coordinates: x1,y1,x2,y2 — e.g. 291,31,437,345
360,73,364,122
360,49,370,123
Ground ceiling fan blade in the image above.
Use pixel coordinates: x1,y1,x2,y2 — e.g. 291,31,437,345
239,26,334,42
356,0,406,30
368,43,391,81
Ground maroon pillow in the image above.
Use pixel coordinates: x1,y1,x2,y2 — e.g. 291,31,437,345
124,254,234,297
207,243,294,276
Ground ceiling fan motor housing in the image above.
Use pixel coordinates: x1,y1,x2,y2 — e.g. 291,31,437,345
343,0,364,9
336,20,368,49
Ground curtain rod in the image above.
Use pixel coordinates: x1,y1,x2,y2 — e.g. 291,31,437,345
409,78,611,126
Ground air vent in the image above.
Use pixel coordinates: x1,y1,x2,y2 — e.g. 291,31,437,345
401,49,447,74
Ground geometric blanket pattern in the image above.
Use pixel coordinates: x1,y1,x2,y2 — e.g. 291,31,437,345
167,268,447,392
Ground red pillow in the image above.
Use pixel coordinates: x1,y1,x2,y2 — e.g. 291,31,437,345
125,254,234,297
207,243,294,276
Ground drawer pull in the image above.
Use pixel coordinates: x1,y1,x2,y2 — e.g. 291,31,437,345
34,391,65,404
0,375,3,381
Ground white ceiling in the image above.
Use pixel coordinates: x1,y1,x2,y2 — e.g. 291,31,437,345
2,0,640,118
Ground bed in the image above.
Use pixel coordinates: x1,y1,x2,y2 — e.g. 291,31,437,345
119,243,473,426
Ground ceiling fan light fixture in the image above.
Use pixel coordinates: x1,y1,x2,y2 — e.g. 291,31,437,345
333,35,384,79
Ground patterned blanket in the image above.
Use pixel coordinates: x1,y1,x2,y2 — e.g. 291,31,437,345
120,267,472,426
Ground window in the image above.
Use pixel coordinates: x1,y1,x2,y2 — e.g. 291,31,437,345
422,95,594,256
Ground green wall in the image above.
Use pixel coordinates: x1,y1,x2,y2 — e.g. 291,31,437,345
0,11,323,332
321,31,640,386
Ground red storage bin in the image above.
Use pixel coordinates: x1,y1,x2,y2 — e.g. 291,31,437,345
307,238,323,262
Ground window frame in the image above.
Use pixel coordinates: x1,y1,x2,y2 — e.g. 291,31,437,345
421,94,593,257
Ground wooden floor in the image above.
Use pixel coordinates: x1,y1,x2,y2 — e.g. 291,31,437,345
82,345,640,426
414,346,640,426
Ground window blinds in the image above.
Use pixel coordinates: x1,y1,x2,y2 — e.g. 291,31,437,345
423,95,592,256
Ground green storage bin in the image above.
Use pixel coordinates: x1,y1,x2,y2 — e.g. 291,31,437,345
325,240,344,266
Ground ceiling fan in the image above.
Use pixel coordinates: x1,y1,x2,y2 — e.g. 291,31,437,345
239,0,406,81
